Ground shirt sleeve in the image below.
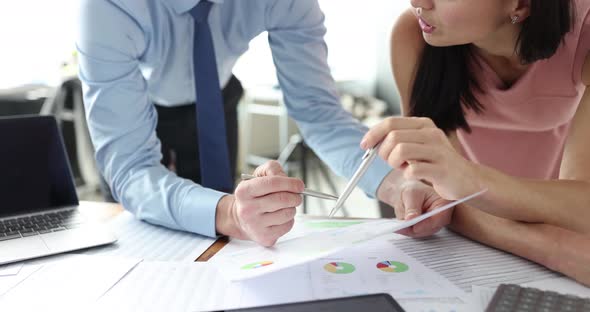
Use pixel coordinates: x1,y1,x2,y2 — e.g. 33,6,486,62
76,0,224,237
265,0,392,197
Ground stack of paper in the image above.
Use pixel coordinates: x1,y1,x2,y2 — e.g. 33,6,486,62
78,211,216,261
0,255,141,311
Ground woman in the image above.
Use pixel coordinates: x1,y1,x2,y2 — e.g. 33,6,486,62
363,0,590,285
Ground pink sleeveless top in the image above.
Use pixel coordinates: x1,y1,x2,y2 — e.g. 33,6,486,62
457,0,590,179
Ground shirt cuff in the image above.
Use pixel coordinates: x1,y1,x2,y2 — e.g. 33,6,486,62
357,157,393,198
178,186,227,238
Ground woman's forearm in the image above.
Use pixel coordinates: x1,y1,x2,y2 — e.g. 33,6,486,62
450,204,590,286
468,163,590,235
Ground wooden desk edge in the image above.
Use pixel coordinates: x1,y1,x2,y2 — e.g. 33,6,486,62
196,237,229,262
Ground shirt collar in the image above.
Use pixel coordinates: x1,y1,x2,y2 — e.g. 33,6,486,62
170,0,224,15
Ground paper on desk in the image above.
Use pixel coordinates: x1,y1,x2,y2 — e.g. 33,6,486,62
0,265,42,298
212,217,381,259
0,254,142,311
467,285,496,311
388,228,561,292
95,240,466,312
92,261,241,312
0,263,23,277
189,239,465,311
78,211,216,261
213,189,486,281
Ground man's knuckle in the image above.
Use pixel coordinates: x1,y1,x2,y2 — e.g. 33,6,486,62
235,184,248,198
237,207,250,222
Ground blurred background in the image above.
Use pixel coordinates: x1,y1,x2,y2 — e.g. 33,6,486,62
0,0,409,218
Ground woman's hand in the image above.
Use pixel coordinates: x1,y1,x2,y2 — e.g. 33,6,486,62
363,116,480,200
378,171,453,238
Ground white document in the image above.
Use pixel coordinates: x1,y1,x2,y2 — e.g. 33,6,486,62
95,240,466,312
79,211,216,261
0,265,42,298
213,190,486,281
213,217,380,258
467,285,496,311
92,261,241,312
0,263,23,276
199,240,465,311
387,228,560,291
0,255,141,311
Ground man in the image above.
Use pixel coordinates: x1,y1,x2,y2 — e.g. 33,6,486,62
77,0,447,246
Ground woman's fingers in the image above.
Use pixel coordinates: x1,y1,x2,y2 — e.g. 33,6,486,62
388,143,437,168
361,117,436,149
378,129,433,161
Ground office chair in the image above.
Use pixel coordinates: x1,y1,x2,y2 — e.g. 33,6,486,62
40,78,102,198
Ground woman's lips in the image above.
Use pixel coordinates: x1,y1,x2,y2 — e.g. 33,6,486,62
418,17,435,34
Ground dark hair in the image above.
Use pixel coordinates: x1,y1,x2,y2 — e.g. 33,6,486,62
409,0,576,133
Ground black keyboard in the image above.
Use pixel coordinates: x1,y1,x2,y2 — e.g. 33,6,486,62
486,284,590,312
0,209,86,242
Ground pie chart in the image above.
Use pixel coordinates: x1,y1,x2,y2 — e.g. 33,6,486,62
241,261,274,270
376,261,409,273
323,262,355,274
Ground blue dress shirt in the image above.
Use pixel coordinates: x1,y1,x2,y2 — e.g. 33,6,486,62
76,0,392,237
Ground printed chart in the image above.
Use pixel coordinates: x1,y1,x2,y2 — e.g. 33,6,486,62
376,261,409,273
323,262,356,274
241,261,274,270
309,244,464,300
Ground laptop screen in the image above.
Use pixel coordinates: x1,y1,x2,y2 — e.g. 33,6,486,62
0,115,79,217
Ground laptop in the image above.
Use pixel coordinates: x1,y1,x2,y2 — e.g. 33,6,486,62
0,115,116,265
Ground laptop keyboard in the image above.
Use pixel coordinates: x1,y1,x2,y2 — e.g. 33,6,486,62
0,209,86,241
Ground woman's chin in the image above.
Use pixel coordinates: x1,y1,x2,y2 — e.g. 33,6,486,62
422,35,460,48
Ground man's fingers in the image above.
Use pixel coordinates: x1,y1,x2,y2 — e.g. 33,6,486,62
260,207,297,227
236,176,304,198
260,192,303,213
254,160,287,177
257,219,295,247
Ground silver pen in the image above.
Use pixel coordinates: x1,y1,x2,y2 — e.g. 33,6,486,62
240,174,339,201
328,143,381,218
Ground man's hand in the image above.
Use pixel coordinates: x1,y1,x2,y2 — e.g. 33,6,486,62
215,161,304,247
377,170,452,238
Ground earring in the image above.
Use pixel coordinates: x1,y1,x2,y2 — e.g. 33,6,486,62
416,7,422,16
511,15,519,24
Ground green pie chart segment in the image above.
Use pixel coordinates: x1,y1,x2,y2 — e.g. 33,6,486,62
323,262,356,274
376,261,409,273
